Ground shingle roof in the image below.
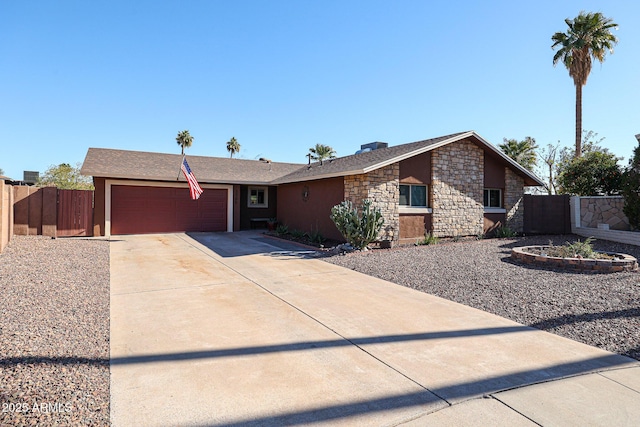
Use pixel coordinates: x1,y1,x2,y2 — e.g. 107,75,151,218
80,148,303,185
271,131,544,186
80,131,544,186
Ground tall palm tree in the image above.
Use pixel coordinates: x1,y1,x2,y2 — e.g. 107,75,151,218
308,144,336,165
499,137,538,171
176,130,194,155
226,137,240,158
552,11,618,158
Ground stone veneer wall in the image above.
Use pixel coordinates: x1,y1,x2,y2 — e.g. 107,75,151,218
580,196,630,230
504,168,524,233
343,164,399,242
431,140,484,237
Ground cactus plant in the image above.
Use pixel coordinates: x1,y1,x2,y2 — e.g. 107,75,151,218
330,199,384,250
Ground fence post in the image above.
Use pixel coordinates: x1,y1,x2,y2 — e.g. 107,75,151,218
569,196,581,232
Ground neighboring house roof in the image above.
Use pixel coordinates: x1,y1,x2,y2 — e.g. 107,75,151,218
81,131,544,187
271,131,544,186
80,148,303,185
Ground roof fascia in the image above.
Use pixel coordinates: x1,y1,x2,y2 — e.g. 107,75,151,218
270,168,365,184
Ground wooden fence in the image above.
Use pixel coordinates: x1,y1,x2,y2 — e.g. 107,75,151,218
523,194,572,235
13,187,94,237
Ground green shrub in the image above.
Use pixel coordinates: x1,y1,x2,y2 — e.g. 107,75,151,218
308,229,326,245
290,229,305,239
416,232,439,246
330,199,384,250
495,226,517,238
275,224,289,235
561,237,596,259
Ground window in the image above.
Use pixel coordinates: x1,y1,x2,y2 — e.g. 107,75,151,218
248,187,268,208
399,184,427,207
483,189,502,208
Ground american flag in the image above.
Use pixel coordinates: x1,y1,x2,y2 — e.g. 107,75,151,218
181,157,203,200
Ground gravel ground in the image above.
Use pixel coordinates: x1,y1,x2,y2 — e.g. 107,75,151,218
325,235,640,361
0,236,110,426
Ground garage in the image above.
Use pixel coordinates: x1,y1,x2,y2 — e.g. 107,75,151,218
111,185,227,235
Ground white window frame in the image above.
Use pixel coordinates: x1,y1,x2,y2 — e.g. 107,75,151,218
484,188,505,213
399,184,432,213
248,186,268,208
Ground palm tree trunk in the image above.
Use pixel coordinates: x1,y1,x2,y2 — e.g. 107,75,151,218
575,84,582,158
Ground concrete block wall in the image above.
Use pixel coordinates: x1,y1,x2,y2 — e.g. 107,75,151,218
0,181,14,253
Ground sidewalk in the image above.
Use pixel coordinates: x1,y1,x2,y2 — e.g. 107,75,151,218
110,232,640,426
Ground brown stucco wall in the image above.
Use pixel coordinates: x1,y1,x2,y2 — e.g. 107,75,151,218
483,213,505,236
399,213,432,242
484,152,505,190
93,177,106,236
238,185,278,230
276,178,344,241
399,152,431,184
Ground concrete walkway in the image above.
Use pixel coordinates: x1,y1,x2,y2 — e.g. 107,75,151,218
110,232,640,426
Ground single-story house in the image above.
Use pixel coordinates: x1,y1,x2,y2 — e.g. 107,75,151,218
81,131,543,244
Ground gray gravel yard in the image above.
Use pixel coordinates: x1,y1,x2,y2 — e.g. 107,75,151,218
0,236,110,426
325,235,640,361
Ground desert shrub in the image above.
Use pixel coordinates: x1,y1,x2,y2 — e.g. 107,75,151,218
561,237,596,259
308,229,326,245
495,226,517,238
416,232,439,246
275,224,289,235
290,229,305,239
330,199,384,250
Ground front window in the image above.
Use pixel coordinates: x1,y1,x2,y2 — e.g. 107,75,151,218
483,189,502,208
400,184,428,207
248,187,268,208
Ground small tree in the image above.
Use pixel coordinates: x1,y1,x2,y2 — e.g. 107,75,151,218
226,137,240,158
176,130,194,155
537,143,559,194
38,163,94,190
330,199,384,250
557,150,623,195
0,168,4,176
622,141,640,230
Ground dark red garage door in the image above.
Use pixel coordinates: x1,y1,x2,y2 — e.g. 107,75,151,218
111,185,227,235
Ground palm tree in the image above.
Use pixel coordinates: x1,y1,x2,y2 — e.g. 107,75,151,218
226,137,240,158
176,130,194,155
552,12,618,158
499,137,538,171
308,144,336,165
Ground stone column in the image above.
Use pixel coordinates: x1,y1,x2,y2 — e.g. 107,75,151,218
504,168,524,233
431,141,484,237
344,163,399,242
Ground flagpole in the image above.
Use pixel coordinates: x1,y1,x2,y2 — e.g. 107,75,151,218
177,154,185,181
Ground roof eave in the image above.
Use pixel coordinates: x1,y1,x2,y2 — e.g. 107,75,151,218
271,169,365,185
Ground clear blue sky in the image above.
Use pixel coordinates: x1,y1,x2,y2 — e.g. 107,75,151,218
1,0,638,180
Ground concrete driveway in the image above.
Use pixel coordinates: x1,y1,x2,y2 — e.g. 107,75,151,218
110,232,640,426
